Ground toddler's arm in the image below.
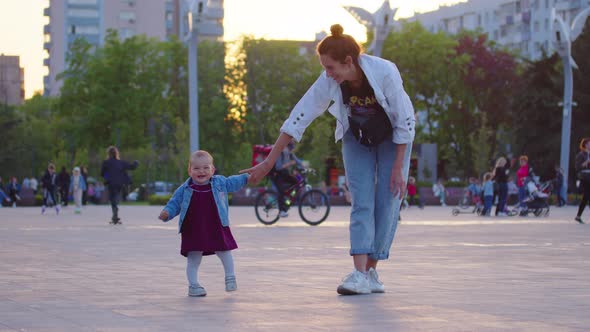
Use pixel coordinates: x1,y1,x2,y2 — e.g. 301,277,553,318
224,173,249,192
160,185,184,221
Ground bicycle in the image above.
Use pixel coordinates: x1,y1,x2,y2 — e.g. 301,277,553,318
254,168,330,226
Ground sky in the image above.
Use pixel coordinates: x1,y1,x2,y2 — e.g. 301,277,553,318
0,0,464,99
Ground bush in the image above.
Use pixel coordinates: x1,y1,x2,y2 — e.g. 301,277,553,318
416,181,432,188
35,194,44,206
445,180,468,188
148,194,172,206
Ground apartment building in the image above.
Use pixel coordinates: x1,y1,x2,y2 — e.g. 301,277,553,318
407,0,590,59
0,55,25,106
43,0,224,96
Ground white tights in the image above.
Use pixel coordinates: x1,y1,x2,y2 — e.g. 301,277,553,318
186,251,235,287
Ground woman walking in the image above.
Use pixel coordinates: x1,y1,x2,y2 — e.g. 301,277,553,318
575,138,590,224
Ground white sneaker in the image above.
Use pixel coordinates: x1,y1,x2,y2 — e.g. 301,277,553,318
367,268,385,293
279,211,289,218
337,270,371,295
497,212,507,217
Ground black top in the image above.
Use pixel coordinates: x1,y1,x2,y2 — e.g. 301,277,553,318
41,171,58,190
101,158,139,186
340,74,385,118
575,151,590,173
493,159,511,183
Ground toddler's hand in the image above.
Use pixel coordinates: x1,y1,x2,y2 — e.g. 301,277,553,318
159,210,169,221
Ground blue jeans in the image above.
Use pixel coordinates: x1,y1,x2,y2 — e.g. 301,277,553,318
518,186,527,208
483,195,493,215
342,130,412,260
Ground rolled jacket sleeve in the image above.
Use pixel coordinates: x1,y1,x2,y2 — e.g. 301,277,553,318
280,72,334,142
383,63,416,145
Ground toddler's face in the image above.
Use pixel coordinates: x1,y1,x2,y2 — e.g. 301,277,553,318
188,157,215,185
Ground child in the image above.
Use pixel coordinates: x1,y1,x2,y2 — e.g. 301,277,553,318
41,163,59,215
432,178,448,206
69,167,87,214
159,150,249,297
7,177,21,208
407,176,417,207
481,172,494,216
467,177,482,207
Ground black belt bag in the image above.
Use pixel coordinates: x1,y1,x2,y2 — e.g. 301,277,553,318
348,111,393,147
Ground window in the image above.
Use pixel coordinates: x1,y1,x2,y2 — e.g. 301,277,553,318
545,18,549,31
534,21,539,32
119,28,135,39
119,11,136,21
67,9,99,17
545,0,549,9
77,25,99,34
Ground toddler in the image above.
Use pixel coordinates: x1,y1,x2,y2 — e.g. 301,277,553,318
159,150,248,297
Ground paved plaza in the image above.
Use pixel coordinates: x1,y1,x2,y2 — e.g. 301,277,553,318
0,204,589,331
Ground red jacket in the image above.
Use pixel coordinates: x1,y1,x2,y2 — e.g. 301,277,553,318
516,164,529,187
407,183,417,195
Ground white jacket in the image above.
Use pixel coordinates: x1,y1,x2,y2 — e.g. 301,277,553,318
279,54,416,145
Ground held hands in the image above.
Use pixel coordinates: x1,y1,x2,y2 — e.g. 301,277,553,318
158,210,169,221
239,160,273,185
390,168,406,199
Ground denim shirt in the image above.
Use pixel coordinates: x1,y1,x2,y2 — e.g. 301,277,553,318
162,174,249,233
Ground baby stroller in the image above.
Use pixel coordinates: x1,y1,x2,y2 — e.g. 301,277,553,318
518,177,550,217
452,187,483,216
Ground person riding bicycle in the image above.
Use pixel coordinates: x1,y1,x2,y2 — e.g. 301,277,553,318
270,141,303,218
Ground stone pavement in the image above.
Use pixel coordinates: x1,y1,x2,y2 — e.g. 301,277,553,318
0,204,589,332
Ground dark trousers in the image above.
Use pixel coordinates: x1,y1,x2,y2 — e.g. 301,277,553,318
60,187,69,206
82,190,88,205
495,182,508,215
272,172,298,212
577,180,590,217
108,184,122,220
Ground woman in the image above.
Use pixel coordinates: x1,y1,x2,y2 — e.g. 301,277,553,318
575,138,590,224
240,24,415,295
493,157,511,216
101,146,138,224
516,155,529,209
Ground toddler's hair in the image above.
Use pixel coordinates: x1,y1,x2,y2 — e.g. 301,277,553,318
483,172,493,182
189,150,214,166
408,176,416,183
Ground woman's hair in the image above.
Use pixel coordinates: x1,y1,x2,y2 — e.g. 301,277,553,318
483,172,493,181
107,146,119,159
189,150,214,166
47,163,55,171
495,157,507,168
519,155,528,163
580,137,590,151
316,24,362,64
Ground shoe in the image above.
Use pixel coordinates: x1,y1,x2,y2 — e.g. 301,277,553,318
337,270,371,295
41,206,46,214
188,285,207,297
575,216,584,224
367,268,385,293
55,206,60,215
441,203,447,207
279,211,289,218
225,275,237,292
497,212,507,217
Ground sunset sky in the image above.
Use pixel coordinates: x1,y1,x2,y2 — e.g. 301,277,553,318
0,0,464,99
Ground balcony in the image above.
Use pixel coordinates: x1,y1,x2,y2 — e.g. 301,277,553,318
43,41,52,50
43,58,50,67
197,22,223,37
205,7,224,20
44,24,51,35
44,7,50,16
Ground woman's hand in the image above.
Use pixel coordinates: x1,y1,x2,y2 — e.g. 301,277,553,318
240,160,273,185
390,167,406,199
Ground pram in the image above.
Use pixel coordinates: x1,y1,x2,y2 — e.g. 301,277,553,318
452,187,483,216
518,177,550,217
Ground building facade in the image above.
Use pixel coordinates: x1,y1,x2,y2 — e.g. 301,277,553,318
43,0,224,96
407,0,590,60
0,55,25,106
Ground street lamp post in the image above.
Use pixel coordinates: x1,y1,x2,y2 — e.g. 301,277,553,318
550,6,590,196
343,0,397,57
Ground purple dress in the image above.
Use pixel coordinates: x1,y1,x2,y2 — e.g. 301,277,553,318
180,182,238,257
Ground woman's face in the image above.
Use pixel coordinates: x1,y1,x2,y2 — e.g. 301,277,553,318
319,54,356,84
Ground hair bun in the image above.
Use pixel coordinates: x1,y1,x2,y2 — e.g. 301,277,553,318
330,24,344,37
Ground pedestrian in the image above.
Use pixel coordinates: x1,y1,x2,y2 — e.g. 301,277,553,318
481,172,494,216
467,177,482,207
41,163,60,214
69,167,87,214
7,177,21,208
574,138,590,224
57,166,70,207
554,165,566,207
101,146,138,224
407,176,418,207
22,177,30,190
29,176,38,194
493,157,511,216
240,24,415,295
81,166,89,205
432,178,448,207
516,155,529,210
270,140,303,218
158,150,248,297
